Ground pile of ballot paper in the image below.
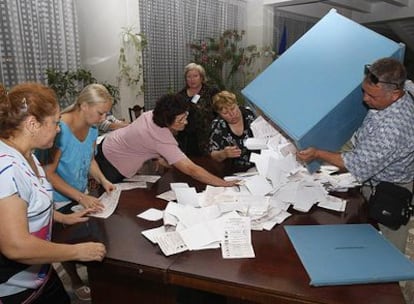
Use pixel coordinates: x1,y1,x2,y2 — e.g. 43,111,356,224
139,115,360,258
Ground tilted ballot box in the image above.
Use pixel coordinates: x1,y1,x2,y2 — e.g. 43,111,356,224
242,9,405,172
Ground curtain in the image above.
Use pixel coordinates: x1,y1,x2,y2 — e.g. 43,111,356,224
273,9,318,56
0,0,80,89
139,0,246,109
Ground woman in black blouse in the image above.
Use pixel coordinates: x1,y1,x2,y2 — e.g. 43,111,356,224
208,90,256,172
176,63,219,156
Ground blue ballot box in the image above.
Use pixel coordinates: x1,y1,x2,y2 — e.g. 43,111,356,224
242,9,405,172
284,224,414,286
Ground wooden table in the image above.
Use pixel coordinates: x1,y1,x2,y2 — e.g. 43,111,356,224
53,158,405,304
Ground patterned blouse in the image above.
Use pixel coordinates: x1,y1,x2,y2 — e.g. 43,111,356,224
209,107,256,172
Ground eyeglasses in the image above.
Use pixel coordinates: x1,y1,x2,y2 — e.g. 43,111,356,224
364,64,401,88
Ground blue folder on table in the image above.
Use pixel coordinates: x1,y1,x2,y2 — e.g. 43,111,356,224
242,9,405,172
284,224,414,286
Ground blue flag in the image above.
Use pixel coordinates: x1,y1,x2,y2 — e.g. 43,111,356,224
278,24,287,55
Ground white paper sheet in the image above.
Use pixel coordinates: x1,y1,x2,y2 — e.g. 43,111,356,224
116,181,147,191
250,116,281,139
123,174,161,183
156,190,176,201
156,231,188,256
89,188,121,219
174,187,199,207
244,175,273,196
137,208,164,221
141,225,168,243
221,216,255,259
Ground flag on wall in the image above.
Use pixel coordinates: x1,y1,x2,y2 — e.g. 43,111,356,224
278,24,287,55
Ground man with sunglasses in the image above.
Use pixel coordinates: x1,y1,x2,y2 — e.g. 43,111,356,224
297,57,414,252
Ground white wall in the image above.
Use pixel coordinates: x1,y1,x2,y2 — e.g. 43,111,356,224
246,0,273,47
74,0,143,121
245,0,275,79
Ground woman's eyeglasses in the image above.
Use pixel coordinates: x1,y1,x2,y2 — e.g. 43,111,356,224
364,64,401,88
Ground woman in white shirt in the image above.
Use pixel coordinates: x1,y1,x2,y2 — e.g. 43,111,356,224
0,83,106,303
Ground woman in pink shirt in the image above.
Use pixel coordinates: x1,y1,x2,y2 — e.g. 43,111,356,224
96,94,236,187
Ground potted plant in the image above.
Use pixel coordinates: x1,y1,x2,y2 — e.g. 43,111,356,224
45,68,120,108
118,27,147,95
189,29,275,103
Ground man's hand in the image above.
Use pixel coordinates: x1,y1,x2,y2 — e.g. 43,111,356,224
296,147,318,163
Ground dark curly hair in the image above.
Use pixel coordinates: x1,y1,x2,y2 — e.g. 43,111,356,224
152,94,189,127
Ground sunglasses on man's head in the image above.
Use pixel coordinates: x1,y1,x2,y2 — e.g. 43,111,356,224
364,64,401,88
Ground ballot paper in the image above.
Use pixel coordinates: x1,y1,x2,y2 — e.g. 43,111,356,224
250,115,281,139
263,210,291,231
163,211,179,227
319,165,340,174
156,190,176,201
244,174,273,196
251,206,291,231
221,216,255,259
279,142,297,156
141,225,168,243
273,181,300,203
293,182,327,212
116,181,147,191
137,208,164,221
89,188,121,219
317,195,347,212
266,134,283,151
233,168,258,176
174,187,200,207
170,182,190,191
249,152,270,177
179,221,221,250
267,156,289,189
200,185,245,207
174,204,221,228
123,174,161,183
312,172,360,192
244,137,268,150
156,231,188,256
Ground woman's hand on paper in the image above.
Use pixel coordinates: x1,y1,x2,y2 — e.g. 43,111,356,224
79,194,104,212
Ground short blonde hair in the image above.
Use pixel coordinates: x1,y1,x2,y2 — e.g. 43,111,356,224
212,91,237,112
184,63,206,83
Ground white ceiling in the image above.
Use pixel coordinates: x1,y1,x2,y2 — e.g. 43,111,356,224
264,0,414,52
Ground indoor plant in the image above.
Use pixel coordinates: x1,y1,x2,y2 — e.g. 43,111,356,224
45,68,120,108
